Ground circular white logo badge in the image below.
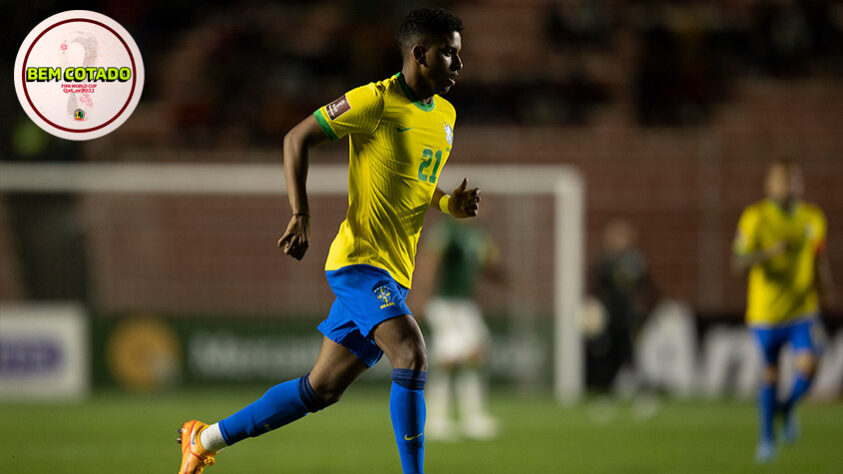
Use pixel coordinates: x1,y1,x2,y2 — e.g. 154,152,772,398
14,10,144,141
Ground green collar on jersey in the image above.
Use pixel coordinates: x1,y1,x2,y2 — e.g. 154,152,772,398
396,72,436,112
766,198,801,216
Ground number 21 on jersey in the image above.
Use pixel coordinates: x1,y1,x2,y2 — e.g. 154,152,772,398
418,148,443,183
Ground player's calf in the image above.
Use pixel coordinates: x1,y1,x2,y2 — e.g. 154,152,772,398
391,368,428,473
218,374,328,444
779,353,817,444
374,316,430,473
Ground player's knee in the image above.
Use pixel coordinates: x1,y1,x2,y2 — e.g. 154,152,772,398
762,366,779,384
794,354,817,378
307,372,352,407
466,346,488,366
393,341,427,371
309,380,346,406
319,389,344,406
435,359,458,373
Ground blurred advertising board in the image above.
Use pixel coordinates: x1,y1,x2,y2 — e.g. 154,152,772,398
91,316,543,390
91,316,329,390
0,304,89,400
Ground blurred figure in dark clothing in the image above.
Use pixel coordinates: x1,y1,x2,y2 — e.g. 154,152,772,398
586,219,656,391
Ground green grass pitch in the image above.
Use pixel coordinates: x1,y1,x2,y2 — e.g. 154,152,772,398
1,387,841,473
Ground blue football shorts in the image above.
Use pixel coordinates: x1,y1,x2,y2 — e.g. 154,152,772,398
317,264,412,367
751,316,820,366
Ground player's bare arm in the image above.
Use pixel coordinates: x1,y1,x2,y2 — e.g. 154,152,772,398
815,250,837,307
432,178,480,218
278,114,331,260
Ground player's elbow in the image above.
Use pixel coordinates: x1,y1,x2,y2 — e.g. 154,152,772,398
282,129,301,153
282,129,307,167
285,115,326,153
731,254,749,276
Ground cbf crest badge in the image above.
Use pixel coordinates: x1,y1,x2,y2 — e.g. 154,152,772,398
375,283,395,309
443,123,453,146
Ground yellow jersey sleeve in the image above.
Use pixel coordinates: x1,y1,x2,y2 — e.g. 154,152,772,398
734,206,759,256
313,84,384,141
808,206,827,254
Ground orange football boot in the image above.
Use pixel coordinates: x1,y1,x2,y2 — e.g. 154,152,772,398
176,420,217,474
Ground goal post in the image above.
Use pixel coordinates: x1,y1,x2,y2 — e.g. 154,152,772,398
435,166,585,404
0,161,585,403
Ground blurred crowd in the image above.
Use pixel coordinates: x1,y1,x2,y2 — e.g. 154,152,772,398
4,0,843,153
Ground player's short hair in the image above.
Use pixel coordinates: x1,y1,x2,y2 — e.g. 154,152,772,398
769,158,797,169
396,7,463,54
767,158,801,176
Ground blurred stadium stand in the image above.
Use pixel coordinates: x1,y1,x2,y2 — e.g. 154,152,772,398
3,0,841,317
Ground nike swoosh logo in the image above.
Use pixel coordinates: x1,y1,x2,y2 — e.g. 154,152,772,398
404,432,423,440
397,127,413,132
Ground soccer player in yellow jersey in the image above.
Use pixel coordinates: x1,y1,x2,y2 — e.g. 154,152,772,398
732,160,835,463
177,8,478,474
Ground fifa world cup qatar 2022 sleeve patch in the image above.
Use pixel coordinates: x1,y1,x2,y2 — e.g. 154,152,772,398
326,95,351,119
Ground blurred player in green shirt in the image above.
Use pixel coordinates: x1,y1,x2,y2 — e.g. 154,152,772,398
422,219,501,440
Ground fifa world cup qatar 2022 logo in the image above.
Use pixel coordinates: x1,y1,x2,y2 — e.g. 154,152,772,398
14,10,144,140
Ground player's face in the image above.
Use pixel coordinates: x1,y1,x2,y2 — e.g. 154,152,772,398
765,163,803,202
603,220,636,253
421,31,463,95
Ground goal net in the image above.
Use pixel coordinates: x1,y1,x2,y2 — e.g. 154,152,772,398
0,161,584,402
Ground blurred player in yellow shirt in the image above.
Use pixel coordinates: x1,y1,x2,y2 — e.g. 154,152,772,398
732,160,835,463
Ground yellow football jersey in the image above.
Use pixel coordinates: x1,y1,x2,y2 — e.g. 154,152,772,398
733,199,827,326
313,73,457,288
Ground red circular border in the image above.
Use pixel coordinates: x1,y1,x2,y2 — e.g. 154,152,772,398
21,18,138,133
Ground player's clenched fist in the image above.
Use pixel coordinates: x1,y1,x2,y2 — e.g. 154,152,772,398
449,178,480,218
277,214,310,260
